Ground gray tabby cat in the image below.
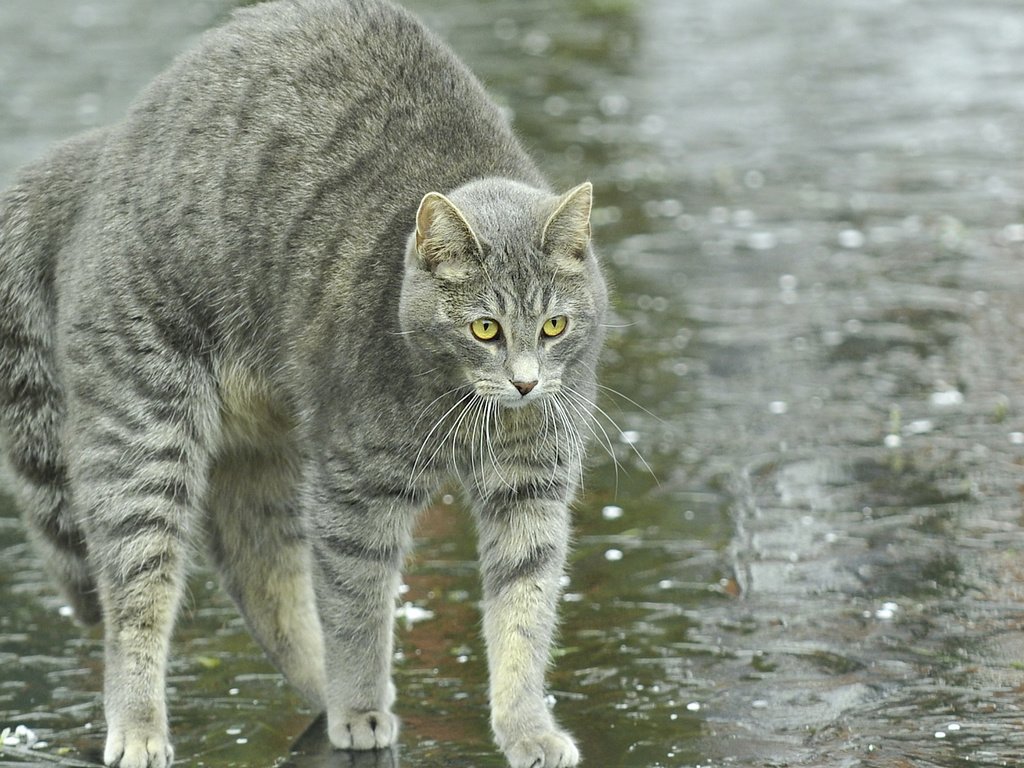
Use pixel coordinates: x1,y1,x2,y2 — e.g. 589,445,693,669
0,0,606,767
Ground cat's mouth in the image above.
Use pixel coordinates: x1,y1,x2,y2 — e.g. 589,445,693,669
471,378,548,409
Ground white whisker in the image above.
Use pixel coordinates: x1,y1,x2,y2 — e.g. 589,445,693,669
546,397,562,488
483,399,514,491
556,391,612,494
448,393,477,477
596,382,665,425
549,395,587,496
469,396,488,494
428,394,474,476
563,385,658,485
409,389,474,490
412,385,470,430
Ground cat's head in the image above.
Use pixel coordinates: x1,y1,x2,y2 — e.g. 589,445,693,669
399,178,607,408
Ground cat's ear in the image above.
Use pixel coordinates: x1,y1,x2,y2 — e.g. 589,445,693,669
541,181,593,261
414,192,483,273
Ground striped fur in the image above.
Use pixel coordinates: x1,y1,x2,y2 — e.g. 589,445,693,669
0,2,606,767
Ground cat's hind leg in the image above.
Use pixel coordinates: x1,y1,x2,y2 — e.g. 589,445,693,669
204,367,326,707
66,335,218,768
205,444,326,708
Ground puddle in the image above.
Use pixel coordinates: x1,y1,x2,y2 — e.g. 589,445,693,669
4,0,1024,766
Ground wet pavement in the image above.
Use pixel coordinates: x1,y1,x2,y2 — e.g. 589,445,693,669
3,0,1024,766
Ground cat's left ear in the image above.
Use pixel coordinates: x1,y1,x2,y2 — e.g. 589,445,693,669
541,181,593,261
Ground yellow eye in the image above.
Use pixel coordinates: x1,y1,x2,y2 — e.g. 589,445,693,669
471,317,501,341
542,315,568,338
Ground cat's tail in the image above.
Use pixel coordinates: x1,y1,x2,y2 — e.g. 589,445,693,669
0,131,105,625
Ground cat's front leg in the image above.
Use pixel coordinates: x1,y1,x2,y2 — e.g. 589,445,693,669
312,533,404,750
474,496,580,768
307,467,417,752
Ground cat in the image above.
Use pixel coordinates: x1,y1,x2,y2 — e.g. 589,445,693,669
0,0,607,767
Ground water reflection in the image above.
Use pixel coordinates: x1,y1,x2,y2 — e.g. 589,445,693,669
283,715,401,768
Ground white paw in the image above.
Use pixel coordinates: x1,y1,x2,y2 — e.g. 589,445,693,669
327,709,398,751
504,730,580,768
104,728,173,768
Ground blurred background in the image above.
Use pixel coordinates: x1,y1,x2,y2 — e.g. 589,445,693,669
2,0,1024,766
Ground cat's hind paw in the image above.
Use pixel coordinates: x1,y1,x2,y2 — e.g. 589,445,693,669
504,730,580,768
103,728,173,768
327,709,398,751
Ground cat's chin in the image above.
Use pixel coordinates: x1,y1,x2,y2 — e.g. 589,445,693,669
499,396,536,410
497,390,552,410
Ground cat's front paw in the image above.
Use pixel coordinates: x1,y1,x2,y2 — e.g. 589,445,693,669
503,729,580,768
103,727,173,768
327,709,398,751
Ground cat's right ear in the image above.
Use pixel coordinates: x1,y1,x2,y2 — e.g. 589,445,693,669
414,192,483,276
541,181,593,262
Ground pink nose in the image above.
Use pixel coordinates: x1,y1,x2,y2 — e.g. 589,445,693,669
511,379,538,396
